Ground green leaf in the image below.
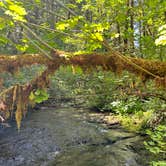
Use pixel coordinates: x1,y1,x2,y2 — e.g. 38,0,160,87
0,23,6,30
152,161,166,166
8,4,27,16
155,24,166,46
16,44,29,52
5,10,26,22
93,32,103,41
155,36,166,46
34,89,41,96
34,0,41,3
111,33,120,39
0,1,5,7
34,96,44,103
29,92,35,101
76,0,83,3
56,22,69,30
29,89,49,104
0,36,8,44
147,18,153,25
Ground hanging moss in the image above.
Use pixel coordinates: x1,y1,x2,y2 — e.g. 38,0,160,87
70,52,166,88
0,67,58,129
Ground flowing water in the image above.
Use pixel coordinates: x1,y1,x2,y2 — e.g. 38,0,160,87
0,102,151,166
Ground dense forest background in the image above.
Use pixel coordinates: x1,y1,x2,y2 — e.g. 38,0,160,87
0,0,166,165
0,0,166,60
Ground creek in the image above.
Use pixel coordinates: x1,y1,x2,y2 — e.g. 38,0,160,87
0,100,151,166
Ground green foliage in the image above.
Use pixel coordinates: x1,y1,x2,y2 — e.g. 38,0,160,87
56,16,109,51
56,16,83,30
155,25,166,46
29,89,49,103
118,111,153,131
0,0,165,58
151,161,166,166
106,97,143,114
144,125,166,166
144,125,166,154
50,66,85,98
0,36,9,45
0,0,27,22
0,0,28,53
49,67,165,134
34,0,41,4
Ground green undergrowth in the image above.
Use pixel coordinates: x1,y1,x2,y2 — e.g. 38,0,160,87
50,66,165,129
50,66,166,165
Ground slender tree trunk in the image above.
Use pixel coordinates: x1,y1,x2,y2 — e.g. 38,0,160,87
124,0,130,52
48,0,55,29
139,20,143,57
130,0,135,51
139,0,144,57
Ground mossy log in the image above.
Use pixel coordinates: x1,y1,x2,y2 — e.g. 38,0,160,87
0,50,165,127
0,51,166,75
0,51,166,86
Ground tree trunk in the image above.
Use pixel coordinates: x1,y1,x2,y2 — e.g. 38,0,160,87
124,0,130,52
130,0,135,51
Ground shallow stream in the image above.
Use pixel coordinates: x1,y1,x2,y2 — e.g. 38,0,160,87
0,102,151,166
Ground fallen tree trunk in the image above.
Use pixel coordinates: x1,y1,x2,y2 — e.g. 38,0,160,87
0,50,165,128
1,51,165,86
0,51,166,76
70,53,166,77
0,52,64,74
